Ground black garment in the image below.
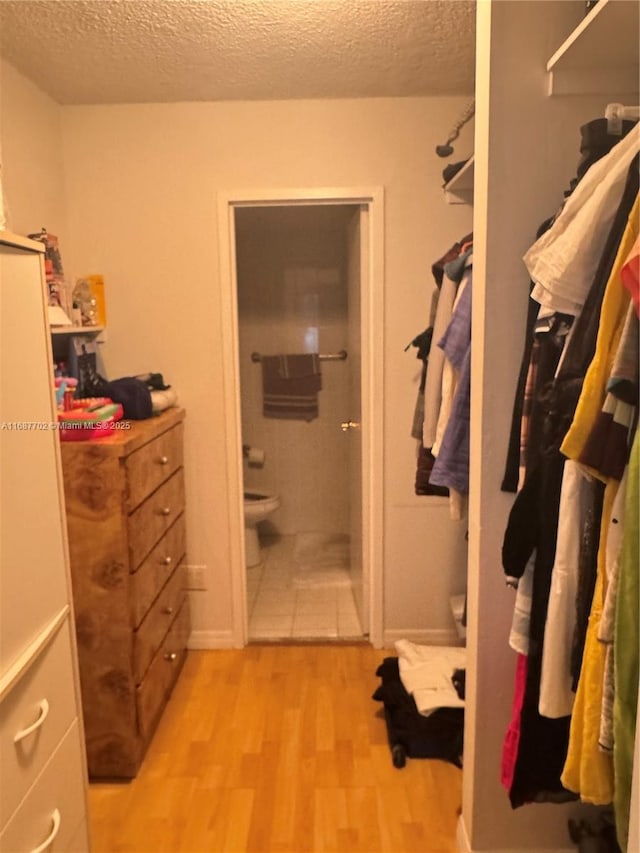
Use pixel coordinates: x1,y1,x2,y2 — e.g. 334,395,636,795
415,445,449,497
524,315,574,482
571,118,638,190
451,668,466,701
501,288,542,492
503,340,586,804
372,657,464,769
506,449,574,808
501,216,554,493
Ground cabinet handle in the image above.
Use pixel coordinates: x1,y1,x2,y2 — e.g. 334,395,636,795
163,606,174,615
160,556,173,566
158,507,171,516
158,455,169,465
30,809,61,853
14,699,50,744
164,652,178,662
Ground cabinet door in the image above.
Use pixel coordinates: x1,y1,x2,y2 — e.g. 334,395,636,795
0,246,68,674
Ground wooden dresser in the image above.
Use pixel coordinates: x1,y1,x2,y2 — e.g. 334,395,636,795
1,233,90,851
60,407,190,778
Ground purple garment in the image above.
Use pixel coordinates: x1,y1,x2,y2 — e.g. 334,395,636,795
429,272,472,493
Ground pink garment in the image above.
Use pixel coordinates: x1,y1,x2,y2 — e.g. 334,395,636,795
621,233,640,317
501,654,528,791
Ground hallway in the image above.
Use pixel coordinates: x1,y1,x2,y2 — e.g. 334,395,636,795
89,645,462,852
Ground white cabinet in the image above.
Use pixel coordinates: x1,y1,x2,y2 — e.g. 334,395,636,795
0,233,90,851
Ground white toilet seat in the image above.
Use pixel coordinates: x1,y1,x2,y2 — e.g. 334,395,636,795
243,490,280,566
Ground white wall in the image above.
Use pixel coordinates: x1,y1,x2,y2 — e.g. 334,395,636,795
236,205,351,537
58,96,473,644
0,71,473,643
0,60,67,246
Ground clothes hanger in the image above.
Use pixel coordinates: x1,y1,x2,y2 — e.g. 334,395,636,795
605,103,640,135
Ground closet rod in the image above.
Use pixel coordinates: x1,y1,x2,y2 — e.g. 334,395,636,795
605,102,640,133
251,350,348,363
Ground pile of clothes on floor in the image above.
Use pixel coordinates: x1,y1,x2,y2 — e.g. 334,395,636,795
372,640,466,768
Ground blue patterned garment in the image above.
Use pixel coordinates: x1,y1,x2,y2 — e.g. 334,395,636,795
429,270,472,493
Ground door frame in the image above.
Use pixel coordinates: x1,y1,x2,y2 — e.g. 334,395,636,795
217,187,384,647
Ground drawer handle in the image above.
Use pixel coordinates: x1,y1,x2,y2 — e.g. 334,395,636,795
165,652,178,662
163,606,174,615
160,556,173,566
158,507,172,516
30,808,61,853
14,698,50,744
158,455,169,465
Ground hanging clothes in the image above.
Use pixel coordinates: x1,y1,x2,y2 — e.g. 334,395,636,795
598,467,629,754
560,195,639,805
499,126,640,813
430,270,472,490
524,126,640,317
621,233,640,315
538,461,592,719
562,195,640,464
429,253,472,456
613,427,640,851
579,302,639,479
561,482,617,804
423,243,471,448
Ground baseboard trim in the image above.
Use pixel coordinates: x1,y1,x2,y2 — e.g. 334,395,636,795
188,630,236,649
457,815,471,852
457,816,574,853
382,627,462,648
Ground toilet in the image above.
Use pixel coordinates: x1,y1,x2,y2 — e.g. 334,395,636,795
243,490,280,567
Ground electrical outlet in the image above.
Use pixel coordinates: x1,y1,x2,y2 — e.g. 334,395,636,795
186,565,207,590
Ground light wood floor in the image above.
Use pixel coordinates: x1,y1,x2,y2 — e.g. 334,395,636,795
89,645,462,853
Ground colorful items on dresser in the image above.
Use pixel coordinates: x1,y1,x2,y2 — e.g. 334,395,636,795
54,376,124,440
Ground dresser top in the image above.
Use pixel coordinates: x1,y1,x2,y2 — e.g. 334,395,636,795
60,407,185,459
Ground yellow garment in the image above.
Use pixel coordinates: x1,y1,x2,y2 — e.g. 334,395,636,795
561,482,616,803
561,195,639,472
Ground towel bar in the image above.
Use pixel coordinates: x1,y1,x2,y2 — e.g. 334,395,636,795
251,350,347,363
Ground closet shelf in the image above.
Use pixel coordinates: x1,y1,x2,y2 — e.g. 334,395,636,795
443,156,474,205
50,324,104,336
546,0,640,96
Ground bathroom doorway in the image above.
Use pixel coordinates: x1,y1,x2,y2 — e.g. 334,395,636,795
217,188,384,647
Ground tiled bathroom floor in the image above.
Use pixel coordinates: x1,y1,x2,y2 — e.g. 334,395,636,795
247,533,364,640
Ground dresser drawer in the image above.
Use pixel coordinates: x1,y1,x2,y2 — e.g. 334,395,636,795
130,514,186,628
125,423,184,512
128,469,185,570
134,564,186,684
0,619,78,828
0,720,86,853
136,600,189,743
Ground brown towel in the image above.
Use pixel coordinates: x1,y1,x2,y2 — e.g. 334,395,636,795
261,355,322,421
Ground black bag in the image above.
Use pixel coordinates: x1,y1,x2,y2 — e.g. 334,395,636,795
372,657,464,768
100,377,153,420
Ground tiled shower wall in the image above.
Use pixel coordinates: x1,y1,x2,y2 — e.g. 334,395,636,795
236,206,354,537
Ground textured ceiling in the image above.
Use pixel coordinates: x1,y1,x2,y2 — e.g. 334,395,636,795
0,0,476,105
